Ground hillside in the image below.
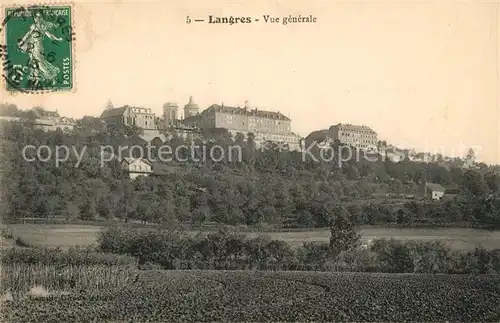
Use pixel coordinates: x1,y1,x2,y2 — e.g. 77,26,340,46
1,108,499,229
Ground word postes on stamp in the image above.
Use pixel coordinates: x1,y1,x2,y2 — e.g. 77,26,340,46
1,5,74,93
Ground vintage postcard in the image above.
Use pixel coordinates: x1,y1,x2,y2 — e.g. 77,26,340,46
0,1,499,322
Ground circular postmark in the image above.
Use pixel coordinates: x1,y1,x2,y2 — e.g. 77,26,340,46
0,5,75,93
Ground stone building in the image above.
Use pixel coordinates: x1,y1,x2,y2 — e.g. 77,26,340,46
328,123,377,150
306,123,378,151
36,116,76,132
100,105,156,130
162,102,179,126
198,101,299,148
129,106,156,130
328,123,377,149
0,111,76,132
305,123,378,152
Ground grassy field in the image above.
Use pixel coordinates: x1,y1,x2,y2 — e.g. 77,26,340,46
2,270,500,322
250,227,500,249
3,223,500,250
1,224,102,248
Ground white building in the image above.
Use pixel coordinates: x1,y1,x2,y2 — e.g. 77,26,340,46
421,182,446,201
121,158,153,179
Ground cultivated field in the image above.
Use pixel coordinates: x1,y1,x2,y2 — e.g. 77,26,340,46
3,223,500,250
2,270,499,322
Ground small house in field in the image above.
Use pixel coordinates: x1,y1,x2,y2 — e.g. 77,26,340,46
121,157,153,179
419,182,446,201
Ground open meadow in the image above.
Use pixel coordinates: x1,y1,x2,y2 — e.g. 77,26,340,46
251,227,500,249
1,224,103,248
3,223,500,250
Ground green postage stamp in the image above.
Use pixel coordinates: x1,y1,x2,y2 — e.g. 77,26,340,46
1,4,74,93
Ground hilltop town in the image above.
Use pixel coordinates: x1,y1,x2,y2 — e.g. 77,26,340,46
0,98,484,170
0,98,491,186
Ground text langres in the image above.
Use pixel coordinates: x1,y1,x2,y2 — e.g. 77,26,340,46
208,15,252,25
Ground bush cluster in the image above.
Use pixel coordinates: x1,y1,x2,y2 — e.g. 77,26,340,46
97,227,500,274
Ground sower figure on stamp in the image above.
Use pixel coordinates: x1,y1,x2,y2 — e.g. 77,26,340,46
17,11,63,87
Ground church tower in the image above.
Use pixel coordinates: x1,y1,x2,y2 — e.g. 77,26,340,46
105,99,114,110
183,96,199,118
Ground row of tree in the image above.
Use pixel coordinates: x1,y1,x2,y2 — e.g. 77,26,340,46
97,227,500,274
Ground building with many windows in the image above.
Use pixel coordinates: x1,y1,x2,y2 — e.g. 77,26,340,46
198,101,300,149
305,123,378,151
100,105,156,130
328,123,378,150
129,106,156,130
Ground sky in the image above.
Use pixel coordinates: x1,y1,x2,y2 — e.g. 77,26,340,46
2,0,499,165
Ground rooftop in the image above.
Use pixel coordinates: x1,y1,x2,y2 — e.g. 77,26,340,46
204,104,290,121
425,182,446,192
163,102,179,109
139,131,166,143
305,129,329,143
332,123,377,134
122,157,153,166
185,96,199,109
100,107,129,118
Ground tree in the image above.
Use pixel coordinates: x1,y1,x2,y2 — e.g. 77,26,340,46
80,200,98,220
461,170,488,197
75,116,107,134
484,172,500,193
389,178,404,194
390,243,414,273
298,242,331,268
329,205,361,258
62,201,80,220
192,193,210,225
0,103,19,117
371,239,414,273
